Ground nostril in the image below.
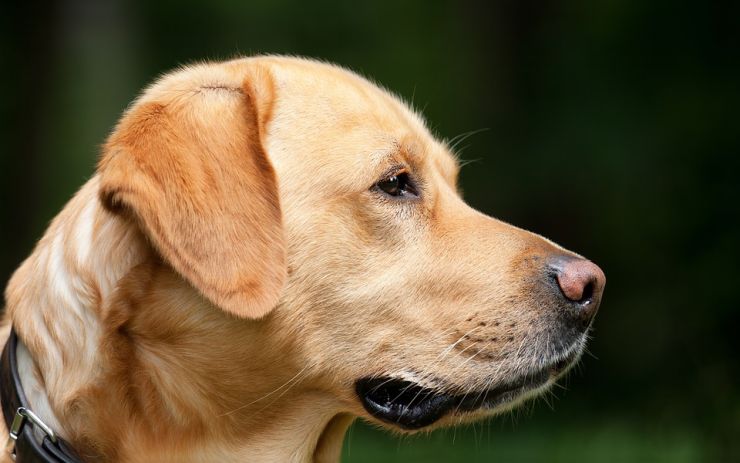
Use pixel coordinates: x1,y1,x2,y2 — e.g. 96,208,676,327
579,280,594,305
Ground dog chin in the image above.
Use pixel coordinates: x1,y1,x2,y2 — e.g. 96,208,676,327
355,347,582,431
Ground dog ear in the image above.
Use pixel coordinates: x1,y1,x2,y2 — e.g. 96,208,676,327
97,67,285,319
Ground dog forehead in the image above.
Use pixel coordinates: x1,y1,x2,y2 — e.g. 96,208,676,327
260,58,458,188
263,58,423,135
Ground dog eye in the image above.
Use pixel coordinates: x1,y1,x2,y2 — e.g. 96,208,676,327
375,172,418,198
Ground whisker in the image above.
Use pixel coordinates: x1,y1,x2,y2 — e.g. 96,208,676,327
458,158,482,169
437,326,481,359
369,376,403,394
451,343,494,415
445,128,489,153
254,367,313,416
218,364,310,417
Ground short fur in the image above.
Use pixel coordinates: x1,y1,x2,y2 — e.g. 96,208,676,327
2,56,592,462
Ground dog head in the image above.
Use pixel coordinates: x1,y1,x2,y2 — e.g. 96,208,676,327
98,56,605,432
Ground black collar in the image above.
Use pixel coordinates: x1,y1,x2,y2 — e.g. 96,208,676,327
1,328,82,462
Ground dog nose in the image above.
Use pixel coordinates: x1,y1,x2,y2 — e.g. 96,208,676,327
550,257,605,325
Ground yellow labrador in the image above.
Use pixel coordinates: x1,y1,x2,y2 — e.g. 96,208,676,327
1,56,605,462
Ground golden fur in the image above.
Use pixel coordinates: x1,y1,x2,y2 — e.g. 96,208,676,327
2,56,595,462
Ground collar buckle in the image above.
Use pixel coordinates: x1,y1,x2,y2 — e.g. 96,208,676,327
6,407,58,459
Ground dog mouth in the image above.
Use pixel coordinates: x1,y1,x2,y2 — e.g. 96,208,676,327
355,352,577,430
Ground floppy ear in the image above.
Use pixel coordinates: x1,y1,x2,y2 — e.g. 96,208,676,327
97,68,285,319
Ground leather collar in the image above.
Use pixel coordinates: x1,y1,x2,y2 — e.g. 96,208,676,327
1,328,82,462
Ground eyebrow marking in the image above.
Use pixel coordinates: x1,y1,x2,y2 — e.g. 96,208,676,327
378,162,407,180
399,137,423,166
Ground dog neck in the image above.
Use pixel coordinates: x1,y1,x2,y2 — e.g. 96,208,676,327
4,177,353,462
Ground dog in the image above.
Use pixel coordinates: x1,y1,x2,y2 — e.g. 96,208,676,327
1,56,605,462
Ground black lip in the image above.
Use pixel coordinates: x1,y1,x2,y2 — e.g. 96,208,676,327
356,378,457,429
356,353,577,430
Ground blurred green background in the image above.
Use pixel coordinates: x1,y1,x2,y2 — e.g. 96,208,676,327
1,1,738,461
